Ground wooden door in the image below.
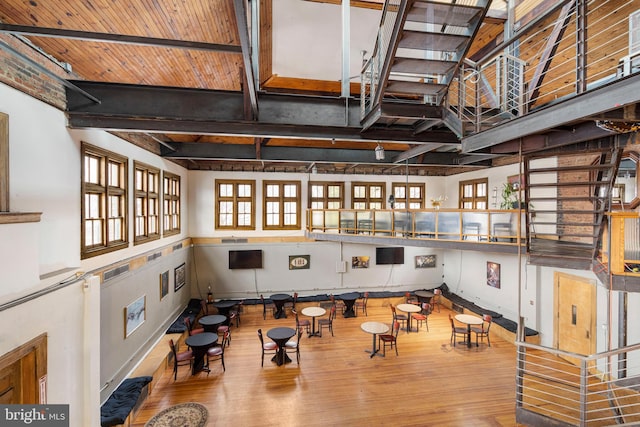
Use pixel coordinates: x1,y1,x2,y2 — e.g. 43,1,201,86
554,272,596,361
0,361,21,404
0,334,47,404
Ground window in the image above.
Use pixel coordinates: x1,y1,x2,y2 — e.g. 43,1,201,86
352,182,385,209
133,162,160,244
391,183,425,209
215,179,256,230
163,172,181,236
263,181,301,230
81,143,128,259
459,178,488,209
309,181,344,209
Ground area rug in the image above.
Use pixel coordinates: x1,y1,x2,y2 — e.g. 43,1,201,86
144,402,208,427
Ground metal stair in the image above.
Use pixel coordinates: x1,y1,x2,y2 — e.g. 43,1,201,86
361,0,491,137
525,146,623,270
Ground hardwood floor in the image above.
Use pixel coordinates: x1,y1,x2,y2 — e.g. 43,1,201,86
131,300,523,427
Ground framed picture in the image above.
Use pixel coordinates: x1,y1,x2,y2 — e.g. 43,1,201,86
124,295,146,338
415,255,437,269
487,261,501,289
289,255,310,270
159,271,169,300
174,263,186,291
352,256,370,269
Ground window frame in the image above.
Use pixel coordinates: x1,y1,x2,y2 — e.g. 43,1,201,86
391,182,425,209
308,181,345,210
163,171,181,237
263,180,302,230
459,178,488,209
351,182,385,209
81,142,128,259
215,179,256,230
133,161,160,244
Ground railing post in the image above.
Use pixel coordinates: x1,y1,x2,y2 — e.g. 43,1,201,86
580,358,587,426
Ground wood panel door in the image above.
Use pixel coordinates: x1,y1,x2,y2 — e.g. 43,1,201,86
554,272,596,362
0,334,47,404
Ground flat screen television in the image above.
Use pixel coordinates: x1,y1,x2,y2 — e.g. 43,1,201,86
376,247,404,265
229,250,263,269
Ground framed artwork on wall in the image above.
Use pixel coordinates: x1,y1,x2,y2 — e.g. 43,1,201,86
352,256,370,269
289,255,310,270
159,271,169,300
124,295,146,338
174,263,186,291
415,255,436,268
487,261,501,288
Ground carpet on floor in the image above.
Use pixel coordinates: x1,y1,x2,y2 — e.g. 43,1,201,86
144,402,207,427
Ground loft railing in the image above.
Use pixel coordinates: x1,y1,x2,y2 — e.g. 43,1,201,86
516,341,640,426
448,0,639,135
306,208,524,244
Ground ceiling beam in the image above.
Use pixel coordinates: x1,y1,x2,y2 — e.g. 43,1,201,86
65,81,461,144
462,74,640,152
233,0,258,118
0,23,242,53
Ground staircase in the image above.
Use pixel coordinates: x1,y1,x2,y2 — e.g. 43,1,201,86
360,0,491,137
524,146,623,270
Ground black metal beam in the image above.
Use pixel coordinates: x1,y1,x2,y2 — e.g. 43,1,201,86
462,74,640,152
65,81,461,144
0,23,242,53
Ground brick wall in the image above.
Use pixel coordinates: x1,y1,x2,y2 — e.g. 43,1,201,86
0,34,70,110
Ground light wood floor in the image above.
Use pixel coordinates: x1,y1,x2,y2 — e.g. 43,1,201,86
131,300,523,427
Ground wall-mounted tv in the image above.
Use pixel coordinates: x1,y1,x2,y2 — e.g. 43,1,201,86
229,250,263,269
376,247,404,265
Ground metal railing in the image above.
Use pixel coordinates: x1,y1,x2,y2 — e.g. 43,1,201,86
517,341,640,426
307,208,525,244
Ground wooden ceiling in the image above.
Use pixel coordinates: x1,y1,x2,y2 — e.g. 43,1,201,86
0,0,509,175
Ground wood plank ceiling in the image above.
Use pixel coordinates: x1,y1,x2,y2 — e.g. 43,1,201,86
0,0,509,175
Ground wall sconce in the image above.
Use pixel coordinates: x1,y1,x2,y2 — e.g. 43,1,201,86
388,194,395,209
375,144,385,160
492,186,498,207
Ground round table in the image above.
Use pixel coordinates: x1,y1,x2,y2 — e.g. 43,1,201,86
212,300,237,325
397,303,422,333
301,306,326,337
414,290,434,303
270,294,292,319
454,314,484,348
198,314,227,333
339,292,360,318
185,332,218,374
361,321,389,358
267,327,296,365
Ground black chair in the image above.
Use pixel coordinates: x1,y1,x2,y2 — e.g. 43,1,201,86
471,314,492,347
229,300,243,327
260,295,276,320
284,292,298,314
379,321,400,356
206,337,226,373
449,314,468,347
169,339,193,380
317,305,336,337
257,329,278,367
184,317,204,336
284,329,303,364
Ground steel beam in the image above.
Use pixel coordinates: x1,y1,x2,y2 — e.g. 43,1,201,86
462,74,640,152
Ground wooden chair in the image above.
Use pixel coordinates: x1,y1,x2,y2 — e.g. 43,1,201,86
169,339,193,380
330,294,345,314
260,295,276,320
317,305,336,337
379,321,400,356
292,309,310,335
471,314,492,347
431,289,442,312
390,304,407,330
284,292,298,314
217,324,231,346
200,299,209,316
284,329,303,364
257,329,278,367
206,337,226,373
405,291,419,305
354,292,369,316
229,300,243,327
449,314,467,347
412,302,431,332
184,317,204,336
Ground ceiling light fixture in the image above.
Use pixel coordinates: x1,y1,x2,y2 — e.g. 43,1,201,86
375,143,385,160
